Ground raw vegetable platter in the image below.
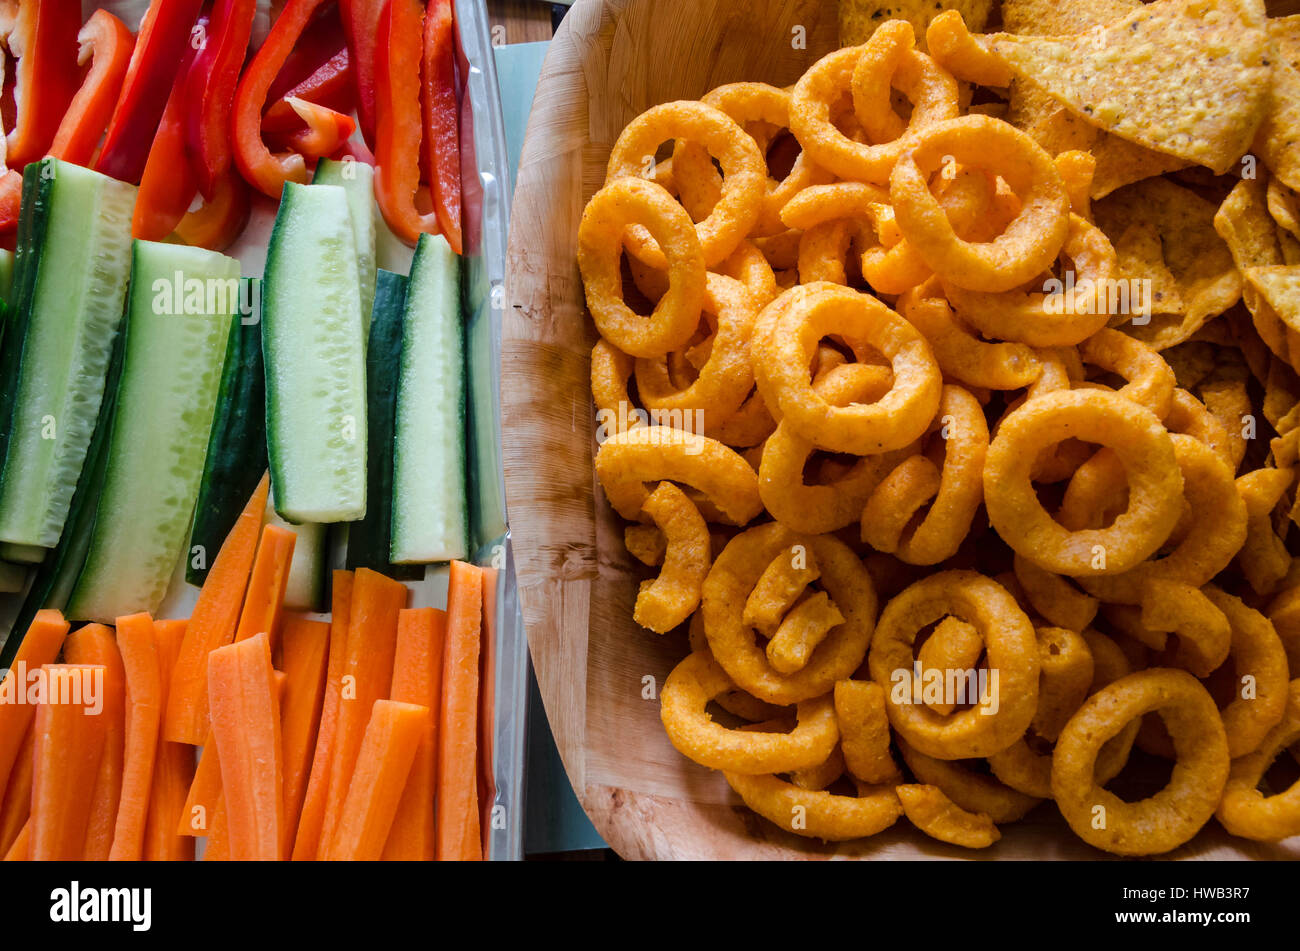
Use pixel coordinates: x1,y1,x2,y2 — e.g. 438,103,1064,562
0,0,525,861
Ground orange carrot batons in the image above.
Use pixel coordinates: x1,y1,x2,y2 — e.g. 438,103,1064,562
110,613,163,860
232,523,297,650
292,570,353,860
165,473,269,744
319,568,407,852
62,623,126,860
325,700,429,861
30,665,111,860
382,607,446,860
206,632,283,860
144,619,196,861
436,561,484,861
0,611,71,796
279,616,330,855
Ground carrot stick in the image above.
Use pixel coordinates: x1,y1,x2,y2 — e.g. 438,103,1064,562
109,613,162,861
31,665,111,860
63,623,126,860
324,700,428,860
381,608,446,860
318,568,407,853
0,726,34,855
144,620,195,861
0,611,71,797
166,473,270,744
436,560,484,861
207,632,283,860
279,615,330,855
478,564,498,857
232,523,297,651
177,732,221,836
2,819,28,861
203,793,228,861
292,570,353,860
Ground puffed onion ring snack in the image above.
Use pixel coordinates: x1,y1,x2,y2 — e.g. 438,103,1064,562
753,282,942,454
577,177,705,358
984,389,1184,577
702,524,877,706
890,115,1070,293
723,772,903,841
608,101,767,268
660,651,838,774
1051,669,1229,856
896,783,1001,848
1216,680,1300,842
869,571,1039,759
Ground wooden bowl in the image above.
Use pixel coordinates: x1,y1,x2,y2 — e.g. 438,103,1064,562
502,0,1300,860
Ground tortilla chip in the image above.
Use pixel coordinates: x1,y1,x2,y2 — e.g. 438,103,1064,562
1282,231,1300,266
1243,265,1300,367
838,0,994,48
1253,16,1300,193
990,0,1272,175
1268,176,1300,240
1095,178,1241,348
1001,0,1138,36
1113,220,1185,316
1091,135,1192,199
1162,341,1219,388
1264,354,1300,428
1000,0,1191,197
1214,176,1283,271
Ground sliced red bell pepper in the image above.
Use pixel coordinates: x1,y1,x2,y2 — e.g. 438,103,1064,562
330,136,376,168
232,0,332,198
133,18,207,242
2,0,82,169
272,99,356,161
184,0,257,202
339,0,385,148
262,46,355,136
48,11,135,167
0,172,21,238
265,2,347,106
96,0,207,184
423,0,462,255
374,0,439,247
173,169,251,252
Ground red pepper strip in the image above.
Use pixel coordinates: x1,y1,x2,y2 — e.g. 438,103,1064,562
275,99,356,161
423,0,462,256
232,0,331,199
3,0,81,169
262,47,355,136
339,0,385,148
96,0,207,185
184,0,257,202
48,11,135,167
173,169,251,252
265,2,346,106
374,0,438,247
0,171,21,237
133,18,207,241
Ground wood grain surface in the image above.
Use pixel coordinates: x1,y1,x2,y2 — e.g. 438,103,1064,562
503,0,1300,860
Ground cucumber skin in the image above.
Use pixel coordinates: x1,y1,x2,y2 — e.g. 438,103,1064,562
346,270,422,581
0,163,56,476
66,242,238,622
0,318,125,669
186,280,268,587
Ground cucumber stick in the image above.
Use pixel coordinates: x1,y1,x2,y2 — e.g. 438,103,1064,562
186,281,268,587
263,182,368,524
313,158,377,336
347,269,421,580
0,543,46,564
0,159,136,547
0,562,23,594
265,490,329,611
391,234,467,563
67,242,239,622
